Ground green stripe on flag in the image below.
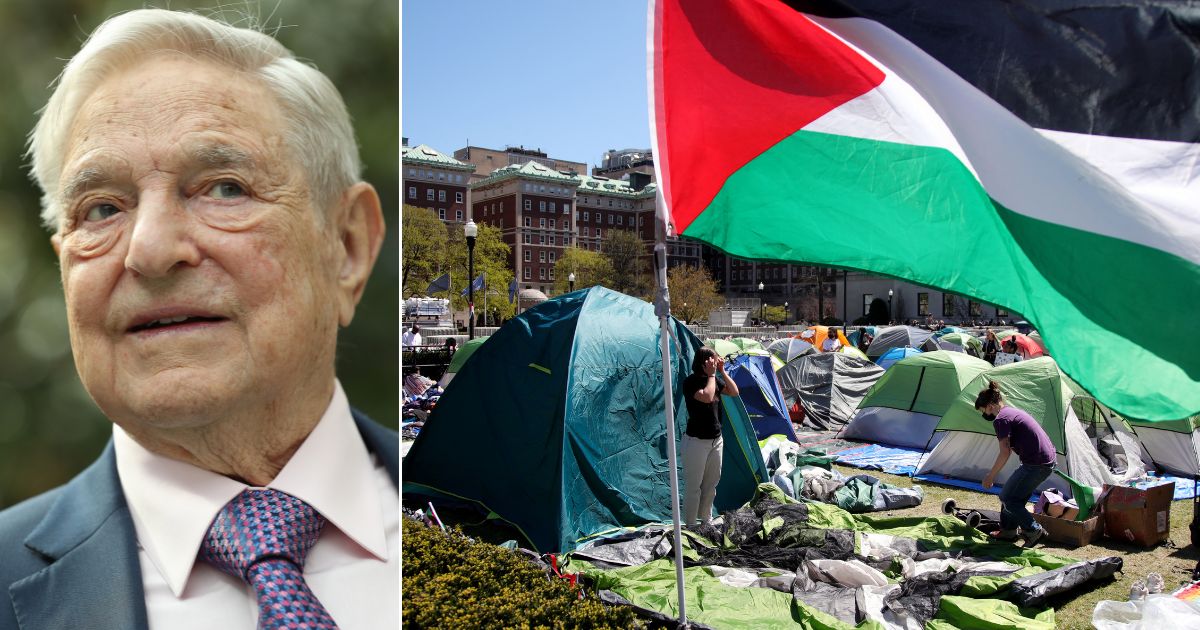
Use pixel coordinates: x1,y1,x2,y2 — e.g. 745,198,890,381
683,129,1200,420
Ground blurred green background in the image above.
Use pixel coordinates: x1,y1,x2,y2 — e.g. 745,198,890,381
0,0,398,508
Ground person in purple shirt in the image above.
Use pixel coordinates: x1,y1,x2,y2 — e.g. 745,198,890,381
977,381,1057,546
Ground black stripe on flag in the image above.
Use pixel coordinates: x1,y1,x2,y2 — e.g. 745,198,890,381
787,0,1200,143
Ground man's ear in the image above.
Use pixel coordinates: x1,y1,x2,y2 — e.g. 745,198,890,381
334,182,385,327
51,232,62,256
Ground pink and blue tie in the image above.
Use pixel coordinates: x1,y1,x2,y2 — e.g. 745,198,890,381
202,488,340,629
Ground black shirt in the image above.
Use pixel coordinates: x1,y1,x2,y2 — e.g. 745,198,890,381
683,372,724,439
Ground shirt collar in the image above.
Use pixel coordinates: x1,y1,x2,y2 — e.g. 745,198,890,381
113,380,388,597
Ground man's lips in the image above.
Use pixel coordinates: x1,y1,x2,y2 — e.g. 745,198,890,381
127,310,228,333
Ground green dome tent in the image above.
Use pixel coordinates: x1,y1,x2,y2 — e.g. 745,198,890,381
403,287,768,552
435,336,488,388
917,357,1148,498
840,352,991,448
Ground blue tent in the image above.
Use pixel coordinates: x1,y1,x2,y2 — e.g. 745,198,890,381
847,326,879,349
877,346,923,370
726,354,800,443
934,326,965,337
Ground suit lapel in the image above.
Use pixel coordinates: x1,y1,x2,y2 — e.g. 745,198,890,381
10,443,148,630
352,408,399,487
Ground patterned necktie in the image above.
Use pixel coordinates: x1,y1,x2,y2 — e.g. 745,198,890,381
202,488,340,629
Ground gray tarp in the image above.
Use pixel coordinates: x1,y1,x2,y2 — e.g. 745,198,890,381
776,354,885,430
868,326,935,358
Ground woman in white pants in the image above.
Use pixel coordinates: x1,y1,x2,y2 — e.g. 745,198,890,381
682,347,740,526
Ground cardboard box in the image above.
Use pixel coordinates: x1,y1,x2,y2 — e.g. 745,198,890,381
1102,482,1173,547
1032,512,1103,547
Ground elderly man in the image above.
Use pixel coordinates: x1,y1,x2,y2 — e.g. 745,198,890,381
0,9,392,630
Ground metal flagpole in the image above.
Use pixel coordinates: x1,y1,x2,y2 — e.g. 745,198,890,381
648,0,686,622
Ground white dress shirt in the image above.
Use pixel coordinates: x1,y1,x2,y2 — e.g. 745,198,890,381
113,380,399,629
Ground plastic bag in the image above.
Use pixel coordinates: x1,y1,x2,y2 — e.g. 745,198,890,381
1092,595,1200,629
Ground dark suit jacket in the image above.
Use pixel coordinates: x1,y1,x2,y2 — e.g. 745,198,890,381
0,410,398,630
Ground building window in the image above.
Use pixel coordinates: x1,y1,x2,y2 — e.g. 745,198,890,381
969,301,982,317
456,192,463,203
918,293,930,316
943,294,955,316
438,172,445,181
455,174,463,183
539,235,546,245
549,219,556,229
583,211,589,222
549,269,555,280
617,215,624,225
524,216,531,227
455,209,463,221
596,228,602,238
426,189,435,201
408,186,416,199
548,235,555,245
549,202,556,212
608,214,614,225
524,250,531,262
608,199,613,207
500,201,504,211
539,218,546,228
563,203,569,214
539,251,546,263
524,199,531,210
595,213,602,223
438,190,446,202
539,268,546,280
549,252,555,263
863,294,873,317
524,234,531,244
407,168,415,177
582,227,589,236
438,209,445,220
539,201,546,212
524,267,531,279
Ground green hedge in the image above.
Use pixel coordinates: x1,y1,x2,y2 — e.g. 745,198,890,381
402,518,643,629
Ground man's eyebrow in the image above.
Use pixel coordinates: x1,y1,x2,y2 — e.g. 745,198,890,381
187,143,256,170
60,166,115,203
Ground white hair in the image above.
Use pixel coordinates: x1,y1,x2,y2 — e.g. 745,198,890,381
28,8,362,231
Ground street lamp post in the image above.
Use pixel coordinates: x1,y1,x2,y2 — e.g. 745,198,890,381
887,289,894,324
569,271,576,293
784,301,788,326
758,281,765,324
465,220,477,340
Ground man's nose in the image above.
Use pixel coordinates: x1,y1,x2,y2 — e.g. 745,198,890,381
124,195,202,278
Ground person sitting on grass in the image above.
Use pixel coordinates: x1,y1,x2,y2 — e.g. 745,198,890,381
978,381,1055,546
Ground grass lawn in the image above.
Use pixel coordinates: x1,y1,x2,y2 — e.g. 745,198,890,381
833,464,1200,629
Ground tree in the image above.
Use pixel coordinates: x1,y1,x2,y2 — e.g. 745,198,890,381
401,205,448,295
553,247,614,294
445,222,515,321
762,304,787,326
667,264,723,324
600,229,651,297
867,298,890,325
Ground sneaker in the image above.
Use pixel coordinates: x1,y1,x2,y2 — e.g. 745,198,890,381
989,529,1019,541
1021,527,1047,547
1130,579,1149,601
1146,573,1164,594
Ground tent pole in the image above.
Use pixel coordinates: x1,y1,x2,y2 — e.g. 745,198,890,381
654,236,687,624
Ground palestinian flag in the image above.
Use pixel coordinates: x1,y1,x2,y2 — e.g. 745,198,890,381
650,0,1200,421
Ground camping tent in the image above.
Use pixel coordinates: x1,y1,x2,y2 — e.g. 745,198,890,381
846,326,879,350
994,331,1045,359
838,345,870,361
403,287,768,552
920,336,964,354
841,352,992,449
877,346,923,370
1127,415,1200,477
436,337,488,388
795,325,851,352
940,332,983,357
916,357,1147,495
766,338,816,365
726,354,801,443
775,353,884,430
866,326,934,358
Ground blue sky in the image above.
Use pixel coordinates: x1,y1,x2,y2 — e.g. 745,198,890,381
402,0,651,171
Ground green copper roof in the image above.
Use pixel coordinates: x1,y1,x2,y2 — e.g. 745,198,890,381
575,174,656,199
470,160,580,188
402,144,475,171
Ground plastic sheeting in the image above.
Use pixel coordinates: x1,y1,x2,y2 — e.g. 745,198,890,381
776,353,884,430
1008,556,1123,608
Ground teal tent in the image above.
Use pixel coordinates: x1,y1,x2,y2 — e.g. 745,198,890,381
403,287,767,552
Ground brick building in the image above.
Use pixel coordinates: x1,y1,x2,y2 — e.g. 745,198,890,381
402,143,475,226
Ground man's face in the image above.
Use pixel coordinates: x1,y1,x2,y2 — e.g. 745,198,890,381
53,55,342,431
